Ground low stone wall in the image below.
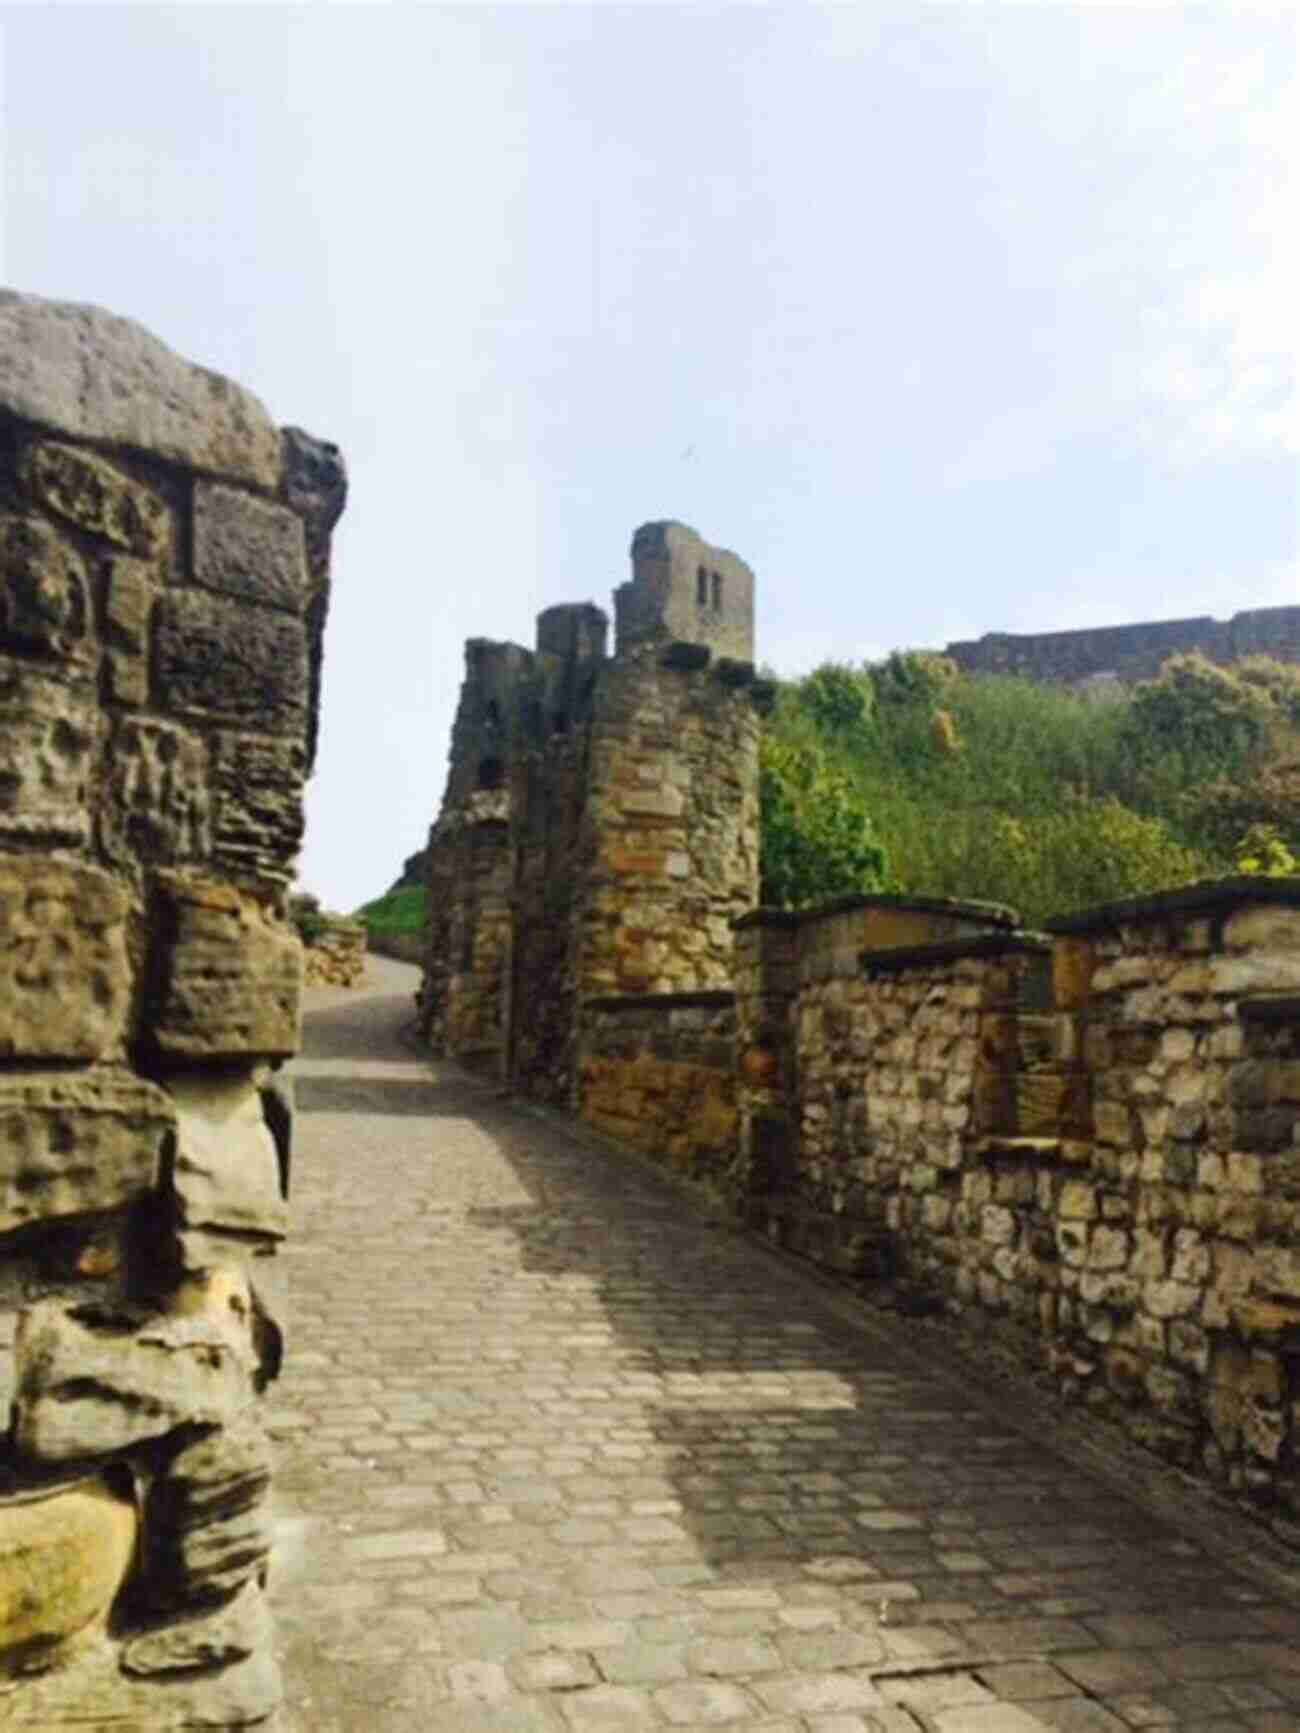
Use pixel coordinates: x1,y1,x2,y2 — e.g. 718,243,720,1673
301,916,367,988
1038,883,1300,1526
734,895,1026,1272
365,929,424,965
0,292,343,1723
578,992,740,1198
740,879,1300,1533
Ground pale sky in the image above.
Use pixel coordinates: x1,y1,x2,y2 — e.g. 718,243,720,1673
2,3,1295,909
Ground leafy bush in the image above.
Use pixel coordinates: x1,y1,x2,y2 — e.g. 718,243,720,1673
289,892,326,946
869,649,958,710
756,650,1300,922
794,662,874,740
356,883,428,936
1235,823,1300,878
759,733,891,909
1122,653,1272,773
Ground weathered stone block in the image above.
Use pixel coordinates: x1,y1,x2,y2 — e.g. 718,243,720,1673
1256,1245,1300,1304
0,659,101,845
211,731,306,880
123,1578,268,1677
22,438,168,555
193,481,308,613
1211,953,1300,996
165,1073,287,1239
0,1069,172,1236
0,857,130,1059
0,290,281,488
13,1291,257,1462
0,1473,137,1667
1224,906,1300,953
153,873,301,1059
146,1413,271,1605
0,512,91,659
1052,937,1094,1010
104,555,157,705
1093,1098,1132,1148
156,589,307,731
101,715,212,866
1059,1180,1098,1220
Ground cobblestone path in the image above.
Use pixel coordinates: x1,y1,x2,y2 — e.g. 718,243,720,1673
271,958,1300,1733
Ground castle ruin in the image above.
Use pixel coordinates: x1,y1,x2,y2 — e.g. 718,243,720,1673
417,520,765,1157
422,534,1300,1541
946,604,1300,686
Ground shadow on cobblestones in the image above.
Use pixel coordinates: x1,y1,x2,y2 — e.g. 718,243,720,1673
297,1075,462,1116
273,963,1300,1732
297,991,420,1059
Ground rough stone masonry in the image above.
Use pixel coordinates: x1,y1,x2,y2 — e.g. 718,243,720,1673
0,291,344,1728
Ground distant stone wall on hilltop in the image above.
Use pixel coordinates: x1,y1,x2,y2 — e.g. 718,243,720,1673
945,605,1300,685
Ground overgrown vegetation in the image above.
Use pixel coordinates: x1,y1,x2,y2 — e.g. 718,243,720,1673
355,882,428,937
289,891,328,946
761,650,1300,921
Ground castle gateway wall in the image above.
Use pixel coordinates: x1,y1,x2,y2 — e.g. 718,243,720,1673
0,292,344,1726
417,522,764,1113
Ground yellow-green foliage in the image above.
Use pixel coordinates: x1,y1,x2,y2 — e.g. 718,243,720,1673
762,652,1300,923
356,883,428,936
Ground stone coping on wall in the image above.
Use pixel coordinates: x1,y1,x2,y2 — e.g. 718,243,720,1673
1045,874,1300,935
0,291,281,488
859,928,1052,975
584,990,736,1014
734,892,1021,934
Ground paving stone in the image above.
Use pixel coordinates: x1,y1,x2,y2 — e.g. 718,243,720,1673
594,1641,687,1684
652,1678,757,1722
561,1685,658,1728
269,960,1300,1733
976,1660,1083,1699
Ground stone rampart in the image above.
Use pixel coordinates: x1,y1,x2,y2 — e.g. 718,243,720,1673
0,292,343,1725
417,526,765,1115
945,605,1300,685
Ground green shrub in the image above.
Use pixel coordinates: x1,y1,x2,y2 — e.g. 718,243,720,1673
759,733,891,909
758,654,1257,923
289,892,326,946
356,883,428,936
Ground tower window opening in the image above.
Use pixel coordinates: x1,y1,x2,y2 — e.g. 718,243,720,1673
711,571,722,610
696,565,708,606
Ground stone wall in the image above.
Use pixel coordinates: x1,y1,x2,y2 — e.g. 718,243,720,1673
945,604,1300,686
580,650,761,999
0,293,343,1725
744,878,1300,1533
418,524,765,1117
300,916,367,989
578,992,740,1198
734,897,1028,1274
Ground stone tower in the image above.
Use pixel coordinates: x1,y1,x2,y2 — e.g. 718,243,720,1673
614,520,755,663
418,521,764,1109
